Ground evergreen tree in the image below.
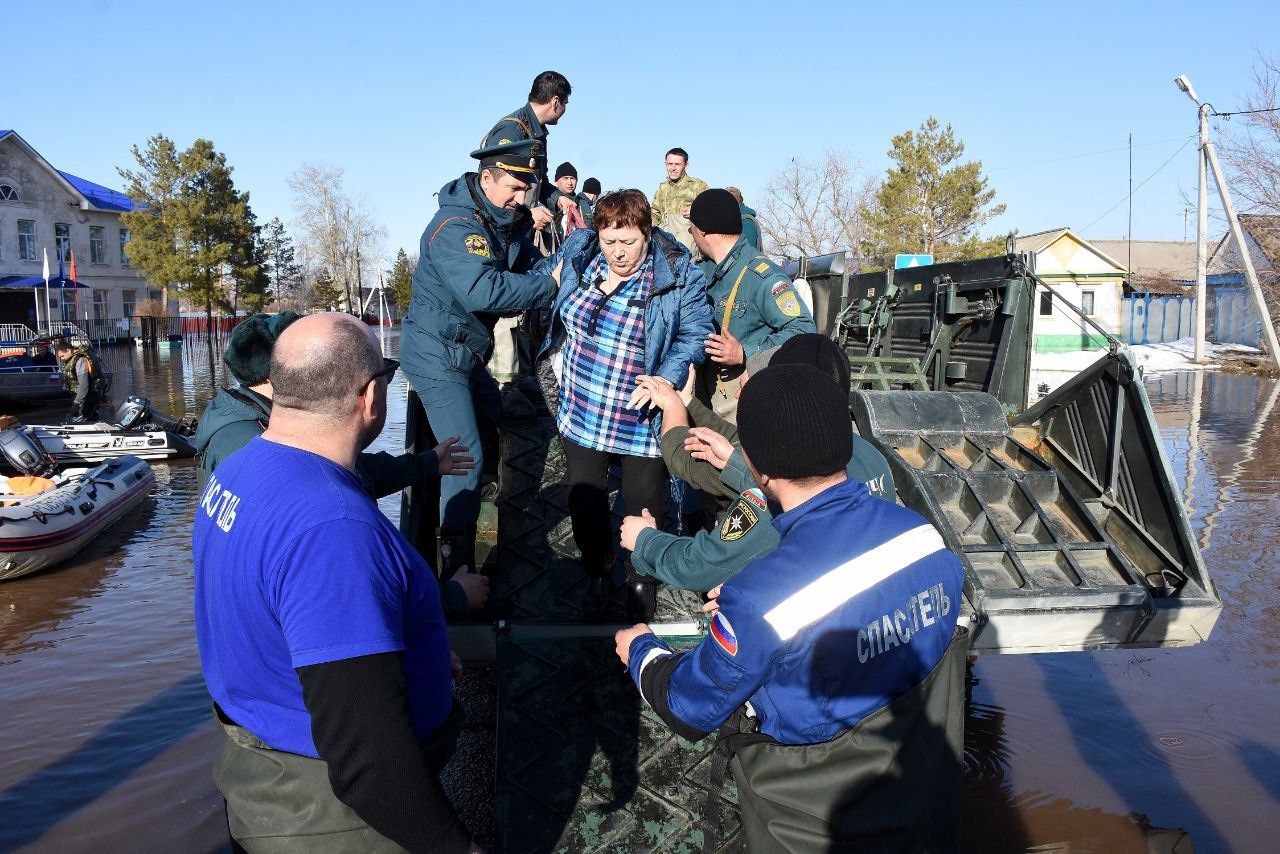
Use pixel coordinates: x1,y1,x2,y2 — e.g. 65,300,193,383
861,117,1006,264
260,217,302,309
389,248,414,307
234,210,273,314
117,135,186,306
119,136,254,334
310,268,342,311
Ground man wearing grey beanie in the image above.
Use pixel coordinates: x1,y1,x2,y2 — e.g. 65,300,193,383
617,363,966,851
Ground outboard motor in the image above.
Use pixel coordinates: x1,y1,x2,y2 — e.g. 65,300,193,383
0,428,55,478
114,395,152,430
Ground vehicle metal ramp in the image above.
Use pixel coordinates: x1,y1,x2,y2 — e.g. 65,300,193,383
852,351,1220,654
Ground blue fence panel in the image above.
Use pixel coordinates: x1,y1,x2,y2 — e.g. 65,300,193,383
1121,295,1195,345
1211,287,1262,348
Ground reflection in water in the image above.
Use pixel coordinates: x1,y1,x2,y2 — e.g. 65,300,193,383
1,351,1277,851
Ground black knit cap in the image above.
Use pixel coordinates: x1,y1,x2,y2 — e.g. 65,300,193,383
224,311,301,385
582,177,600,194
688,189,742,236
555,161,577,180
738,364,851,479
774,333,851,393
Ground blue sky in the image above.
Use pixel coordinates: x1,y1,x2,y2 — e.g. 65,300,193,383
8,0,1278,268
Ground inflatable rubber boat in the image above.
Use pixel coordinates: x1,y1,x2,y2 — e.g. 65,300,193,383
0,430,154,581
20,396,197,466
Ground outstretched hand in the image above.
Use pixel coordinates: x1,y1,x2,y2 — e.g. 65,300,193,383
626,375,673,412
620,508,658,551
614,623,653,666
450,565,490,611
684,427,734,471
433,437,476,477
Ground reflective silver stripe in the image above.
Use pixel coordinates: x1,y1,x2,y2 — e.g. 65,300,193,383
763,525,946,641
637,647,673,681
636,647,674,708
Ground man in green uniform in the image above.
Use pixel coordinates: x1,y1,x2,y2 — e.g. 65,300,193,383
621,335,896,593
688,189,815,422
481,71,577,239
651,148,709,256
54,338,106,422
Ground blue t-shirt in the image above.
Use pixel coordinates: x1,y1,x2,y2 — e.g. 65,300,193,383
193,437,452,757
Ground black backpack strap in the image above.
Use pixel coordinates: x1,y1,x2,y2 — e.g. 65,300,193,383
703,709,775,853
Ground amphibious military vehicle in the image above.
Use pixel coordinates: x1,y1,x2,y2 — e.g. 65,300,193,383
401,247,1220,851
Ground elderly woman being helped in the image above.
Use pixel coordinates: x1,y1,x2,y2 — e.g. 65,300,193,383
538,189,713,617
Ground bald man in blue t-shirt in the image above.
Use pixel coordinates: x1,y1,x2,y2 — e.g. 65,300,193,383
194,314,478,853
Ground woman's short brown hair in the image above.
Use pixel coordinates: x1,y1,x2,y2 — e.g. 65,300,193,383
592,189,651,237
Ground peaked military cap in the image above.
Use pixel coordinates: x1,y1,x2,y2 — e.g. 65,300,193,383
470,138,542,176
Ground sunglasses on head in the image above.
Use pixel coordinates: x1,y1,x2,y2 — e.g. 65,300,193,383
363,357,399,390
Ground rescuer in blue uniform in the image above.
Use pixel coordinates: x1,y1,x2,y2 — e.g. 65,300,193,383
400,138,561,568
615,363,966,851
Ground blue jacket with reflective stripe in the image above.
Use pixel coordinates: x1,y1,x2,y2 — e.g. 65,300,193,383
628,477,963,745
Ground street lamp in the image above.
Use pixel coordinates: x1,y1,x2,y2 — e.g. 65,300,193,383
1172,74,1280,365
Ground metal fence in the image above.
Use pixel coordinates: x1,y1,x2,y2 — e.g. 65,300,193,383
1120,294,1195,345
1210,287,1263,349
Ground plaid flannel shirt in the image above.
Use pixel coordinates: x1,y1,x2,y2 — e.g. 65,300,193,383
556,252,661,458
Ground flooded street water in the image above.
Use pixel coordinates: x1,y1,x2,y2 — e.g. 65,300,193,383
0,341,1277,852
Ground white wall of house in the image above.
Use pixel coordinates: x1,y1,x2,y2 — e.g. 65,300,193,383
0,134,161,330
1026,232,1125,353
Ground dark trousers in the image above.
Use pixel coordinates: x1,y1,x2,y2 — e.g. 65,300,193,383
562,437,666,574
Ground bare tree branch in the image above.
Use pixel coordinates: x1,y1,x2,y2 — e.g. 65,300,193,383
756,152,877,261
287,163,386,313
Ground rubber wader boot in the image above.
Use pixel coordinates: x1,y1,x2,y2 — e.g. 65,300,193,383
625,560,657,623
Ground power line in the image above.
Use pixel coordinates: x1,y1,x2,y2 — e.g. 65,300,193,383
1078,134,1198,233
987,135,1193,172
1209,104,1280,118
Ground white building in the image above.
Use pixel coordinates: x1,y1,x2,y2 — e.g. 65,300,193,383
1014,227,1126,353
0,130,163,336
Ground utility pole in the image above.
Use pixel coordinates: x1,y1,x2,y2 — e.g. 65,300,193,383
1175,74,1280,366
1195,101,1209,362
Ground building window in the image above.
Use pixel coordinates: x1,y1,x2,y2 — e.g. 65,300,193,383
18,220,37,261
93,290,108,321
149,289,163,308
1080,289,1096,316
1038,290,1053,316
122,289,137,317
55,222,71,263
119,228,131,265
0,184,17,201
90,226,105,264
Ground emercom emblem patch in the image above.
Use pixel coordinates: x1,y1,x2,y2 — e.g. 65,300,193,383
720,499,759,542
464,233,493,259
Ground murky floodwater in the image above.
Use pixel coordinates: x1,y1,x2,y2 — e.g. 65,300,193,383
1,342,1276,852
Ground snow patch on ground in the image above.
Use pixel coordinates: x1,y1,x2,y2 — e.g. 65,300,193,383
1028,338,1265,404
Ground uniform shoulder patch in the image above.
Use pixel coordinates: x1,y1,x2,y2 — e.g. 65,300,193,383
720,498,759,542
754,261,771,275
770,281,790,297
775,291,802,318
710,611,738,656
742,487,767,510
464,233,493,259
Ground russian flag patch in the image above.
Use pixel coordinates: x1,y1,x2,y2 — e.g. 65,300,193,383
710,612,738,657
